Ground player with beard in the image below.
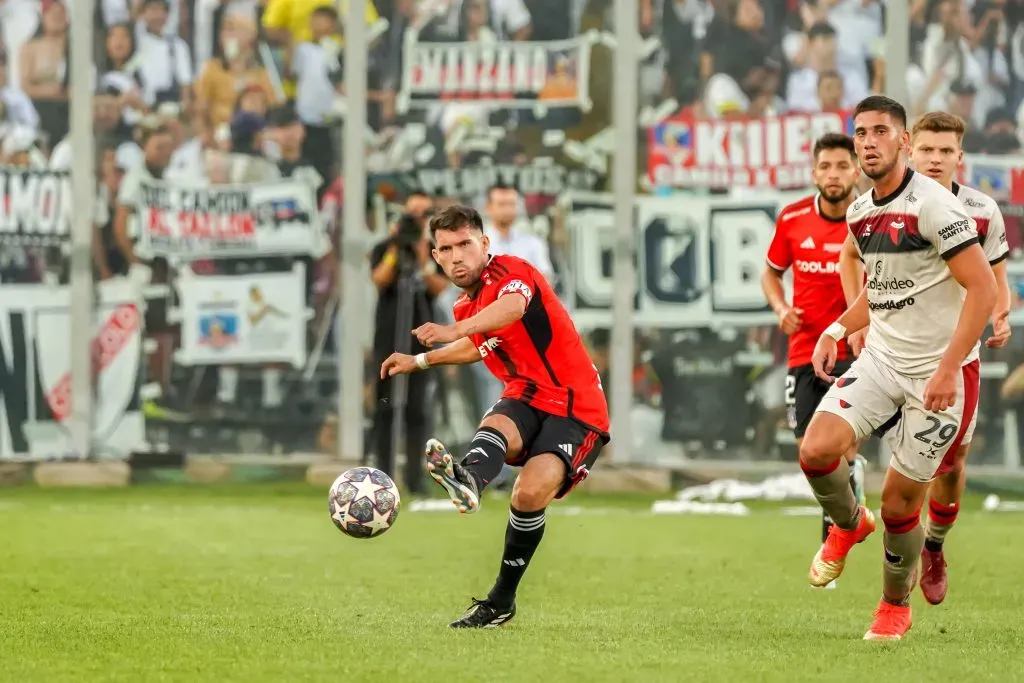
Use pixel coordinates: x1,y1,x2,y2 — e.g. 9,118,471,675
838,111,1011,607
761,133,867,582
379,205,609,629
803,96,996,640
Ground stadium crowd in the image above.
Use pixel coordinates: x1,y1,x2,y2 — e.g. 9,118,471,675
0,0,1023,467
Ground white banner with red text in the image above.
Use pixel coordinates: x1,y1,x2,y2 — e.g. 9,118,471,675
0,279,146,461
134,177,328,261
171,263,311,368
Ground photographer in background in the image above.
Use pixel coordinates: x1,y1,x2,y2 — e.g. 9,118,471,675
369,192,449,494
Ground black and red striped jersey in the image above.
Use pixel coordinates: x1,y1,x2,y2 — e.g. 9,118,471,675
453,254,610,436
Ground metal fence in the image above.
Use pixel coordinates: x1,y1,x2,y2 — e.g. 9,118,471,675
1,0,1022,479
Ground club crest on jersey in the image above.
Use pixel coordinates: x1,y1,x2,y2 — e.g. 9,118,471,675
888,219,905,245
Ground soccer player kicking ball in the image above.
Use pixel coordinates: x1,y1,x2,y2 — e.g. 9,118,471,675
801,96,996,641
380,205,609,629
761,133,868,585
838,111,1011,607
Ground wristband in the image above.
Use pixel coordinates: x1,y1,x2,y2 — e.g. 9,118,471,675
823,322,847,343
415,353,430,370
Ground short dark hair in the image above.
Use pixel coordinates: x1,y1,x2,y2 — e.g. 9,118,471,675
853,95,907,130
807,22,836,40
429,204,484,239
912,111,966,144
487,183,517,201
813,132,856,160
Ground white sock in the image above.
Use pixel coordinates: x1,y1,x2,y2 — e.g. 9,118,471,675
262,368,283,407
218,367,239,403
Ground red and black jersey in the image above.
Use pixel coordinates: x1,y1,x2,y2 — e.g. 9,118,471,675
766,194,851,368
453,254,610,436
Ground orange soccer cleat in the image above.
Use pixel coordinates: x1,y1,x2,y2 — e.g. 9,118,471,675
864,600,913,640
919,547,948,605
808,506,876,587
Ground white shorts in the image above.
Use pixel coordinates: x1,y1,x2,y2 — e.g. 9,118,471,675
815,350,981,483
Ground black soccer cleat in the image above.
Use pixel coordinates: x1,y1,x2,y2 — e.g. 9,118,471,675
425,438,481,514
449,598,516,629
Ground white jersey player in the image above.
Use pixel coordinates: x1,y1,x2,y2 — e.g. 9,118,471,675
837,111,1010,609
797,96,997,642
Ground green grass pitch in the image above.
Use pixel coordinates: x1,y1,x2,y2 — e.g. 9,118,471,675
3,484,1023,682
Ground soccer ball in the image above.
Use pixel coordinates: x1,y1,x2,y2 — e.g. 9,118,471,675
328,467,401,539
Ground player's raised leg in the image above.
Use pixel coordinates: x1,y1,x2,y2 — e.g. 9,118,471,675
425,404,531,514
800,411,877,586
919,441,969,605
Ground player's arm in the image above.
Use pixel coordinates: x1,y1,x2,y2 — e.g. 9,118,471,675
452,289,528,337
761,215,801,333
839,233,865,306
986,208,1011,324
424,337,482,366
380,337,480,378
928,201,997,373
834,288,870,335
992,259,1010,321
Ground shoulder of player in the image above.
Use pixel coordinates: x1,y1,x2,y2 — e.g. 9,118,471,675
956,183,999,215
777,195,817,224
489,253,536,279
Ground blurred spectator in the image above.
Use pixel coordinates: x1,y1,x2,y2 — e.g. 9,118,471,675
49,86,134,170
92,142,130,280
195,10,277,146
0,0,42,93
97,22,149,125
134,0,192,110
286,4,344,185
130,0,183,38
0,48,38,128
786,22,867,112
20,0,69,143
427,0,532,41
113,119,174,267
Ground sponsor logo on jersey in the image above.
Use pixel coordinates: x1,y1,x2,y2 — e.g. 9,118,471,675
497,279,533,302
868,297,916,311
962,196,985,209
794,259,839,274
866,276,914,292
938,218,971,242
477,337,502,357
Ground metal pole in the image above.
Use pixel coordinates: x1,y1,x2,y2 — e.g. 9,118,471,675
611,0,637,462
69,0,96,459
340,0,368,460
883,0,910,107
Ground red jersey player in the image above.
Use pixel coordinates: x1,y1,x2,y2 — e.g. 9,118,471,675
760,132,866,572
380,204,609,629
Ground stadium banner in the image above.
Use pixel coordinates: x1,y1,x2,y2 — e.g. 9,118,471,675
646,110,854,190
560,191,804,328
396,31,600,113
0,279,145,462
173,263,310,368
134,177,328,260
0,167,72,247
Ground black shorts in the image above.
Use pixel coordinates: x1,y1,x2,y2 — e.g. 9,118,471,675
786,359,854,438
487,398,607,499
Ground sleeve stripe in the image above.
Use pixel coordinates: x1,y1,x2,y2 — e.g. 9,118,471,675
765,258,788,273
989,253,1009,267
940,236,980,261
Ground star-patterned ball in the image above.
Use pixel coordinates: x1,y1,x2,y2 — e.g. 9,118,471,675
328,467,401,539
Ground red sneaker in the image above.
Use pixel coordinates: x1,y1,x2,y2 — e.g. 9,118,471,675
864,600,912,640
920,548,948,605
808,506,876,587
